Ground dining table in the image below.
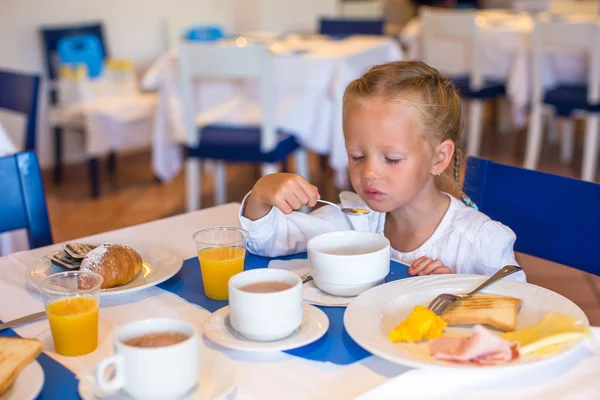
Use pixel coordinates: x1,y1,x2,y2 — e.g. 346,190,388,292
0,202,598,399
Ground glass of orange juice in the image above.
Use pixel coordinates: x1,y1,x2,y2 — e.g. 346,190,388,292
193,227,249,300
39,271,103,356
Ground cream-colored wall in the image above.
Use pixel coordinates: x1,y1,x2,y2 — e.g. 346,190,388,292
233,0,338,34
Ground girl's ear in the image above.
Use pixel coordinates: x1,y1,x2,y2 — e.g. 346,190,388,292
431,139,455,175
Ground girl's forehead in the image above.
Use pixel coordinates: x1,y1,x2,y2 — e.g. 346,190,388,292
344,99,426,142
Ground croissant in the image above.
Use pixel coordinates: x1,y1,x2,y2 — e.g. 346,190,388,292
80,244,143,288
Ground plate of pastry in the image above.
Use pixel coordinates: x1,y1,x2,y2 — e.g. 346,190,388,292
344,274,593,372
26,242,183,296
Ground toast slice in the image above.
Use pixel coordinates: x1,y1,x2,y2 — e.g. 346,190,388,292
441,293,522,332
0,337,43,395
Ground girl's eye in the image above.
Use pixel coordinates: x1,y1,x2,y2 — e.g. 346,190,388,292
385,158,402,165
351,156,364,162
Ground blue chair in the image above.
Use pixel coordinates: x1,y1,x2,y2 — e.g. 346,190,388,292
0,152,53,249
319,18,384,38
185,25,224,41
464,157,600,276
0,69,41,151
40,22,115,197
56,34,105,78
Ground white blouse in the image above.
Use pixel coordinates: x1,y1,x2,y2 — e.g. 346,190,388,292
239,191,526,281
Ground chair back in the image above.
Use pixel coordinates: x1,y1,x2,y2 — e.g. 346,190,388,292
56,34,105,78
0,69,41,151
178,42,276,152
464,157,600,275
0,151,53,249
531,13,600,104
318,18,384,37
420,7,483,89
40,22,107,104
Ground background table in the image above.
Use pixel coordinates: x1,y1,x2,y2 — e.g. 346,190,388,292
400,10,592,128
142,36,403,185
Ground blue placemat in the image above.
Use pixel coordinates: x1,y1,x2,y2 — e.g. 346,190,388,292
0,326,79,399
159,252,411,365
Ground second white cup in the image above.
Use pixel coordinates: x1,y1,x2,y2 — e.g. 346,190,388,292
228,269,303,341
95,318,199,399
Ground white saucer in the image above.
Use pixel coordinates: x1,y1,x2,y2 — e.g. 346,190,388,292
204,304,329,352
2,360,44,400
77,347,236,400
303,280,355,307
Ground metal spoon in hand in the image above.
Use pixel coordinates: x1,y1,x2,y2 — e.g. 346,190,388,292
317,199,370,216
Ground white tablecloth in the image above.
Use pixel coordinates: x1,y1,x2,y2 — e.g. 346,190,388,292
142,36,403,183
0,202,598,399
400,11,591,128
50,93,158,158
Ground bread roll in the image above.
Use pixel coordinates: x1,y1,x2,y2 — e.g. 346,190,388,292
80,244,142,288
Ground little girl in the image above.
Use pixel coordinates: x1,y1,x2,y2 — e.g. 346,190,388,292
239,61,524,280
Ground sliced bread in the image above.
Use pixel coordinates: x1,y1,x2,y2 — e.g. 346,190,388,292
442,293,522,332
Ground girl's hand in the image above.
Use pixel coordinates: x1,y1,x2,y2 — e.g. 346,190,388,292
408,256,453,276
244,173,320,220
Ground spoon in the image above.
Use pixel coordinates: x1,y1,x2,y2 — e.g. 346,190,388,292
317,199,370,216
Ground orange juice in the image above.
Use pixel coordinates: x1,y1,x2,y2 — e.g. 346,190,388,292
46,296,99,356
198,246,245,300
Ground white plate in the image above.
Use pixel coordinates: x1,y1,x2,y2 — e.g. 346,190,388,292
78,347,237,400
204,304,329,352
344,274,589,371
1,360,44,400
26,242,183,296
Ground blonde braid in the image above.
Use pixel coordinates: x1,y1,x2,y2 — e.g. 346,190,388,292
453,147,478,210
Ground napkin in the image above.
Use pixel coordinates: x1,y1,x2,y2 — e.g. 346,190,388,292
355,328,600,400
268,259,354,307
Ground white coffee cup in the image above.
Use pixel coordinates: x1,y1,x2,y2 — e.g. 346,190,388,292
95,318,199,399
228,269,302,341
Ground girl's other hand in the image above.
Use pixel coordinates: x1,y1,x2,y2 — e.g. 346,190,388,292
408,256,452,276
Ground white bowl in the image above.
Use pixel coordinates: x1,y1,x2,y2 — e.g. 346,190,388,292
307,231,390,297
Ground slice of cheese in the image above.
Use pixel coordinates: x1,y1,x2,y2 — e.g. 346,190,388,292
501,312,592,356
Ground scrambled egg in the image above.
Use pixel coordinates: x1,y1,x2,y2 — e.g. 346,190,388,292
388,306,448,343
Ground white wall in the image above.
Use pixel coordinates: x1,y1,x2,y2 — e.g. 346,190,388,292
233,0,338,34
0,0,234,167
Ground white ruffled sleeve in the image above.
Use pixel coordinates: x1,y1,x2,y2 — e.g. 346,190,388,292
463,220,526,281
238,192,353,258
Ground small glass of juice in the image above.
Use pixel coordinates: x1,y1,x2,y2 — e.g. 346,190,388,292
39,271,103,357
193,227,249,300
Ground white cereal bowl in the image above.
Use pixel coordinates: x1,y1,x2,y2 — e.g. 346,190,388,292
307,231,390,297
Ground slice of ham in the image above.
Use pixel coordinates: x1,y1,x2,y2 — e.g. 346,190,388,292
429,325,519,366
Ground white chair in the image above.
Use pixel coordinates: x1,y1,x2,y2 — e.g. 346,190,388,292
179,41,309,211
421,7,509,157
524,13,600,181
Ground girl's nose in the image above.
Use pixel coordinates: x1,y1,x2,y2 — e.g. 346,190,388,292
362,159,380,179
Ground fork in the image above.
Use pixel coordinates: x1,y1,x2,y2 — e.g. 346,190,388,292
428,265,523,316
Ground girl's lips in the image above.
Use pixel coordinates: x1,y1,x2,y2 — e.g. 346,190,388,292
364,187,385,199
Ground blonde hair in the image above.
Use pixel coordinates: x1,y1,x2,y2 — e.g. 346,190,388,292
343,60,470,205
